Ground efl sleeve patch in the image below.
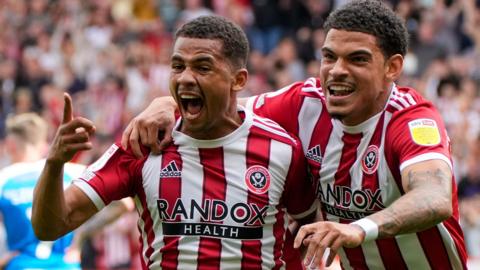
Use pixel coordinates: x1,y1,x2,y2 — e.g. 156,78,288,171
408,118,441,146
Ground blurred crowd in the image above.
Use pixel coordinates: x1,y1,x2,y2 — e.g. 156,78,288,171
0,0,479,268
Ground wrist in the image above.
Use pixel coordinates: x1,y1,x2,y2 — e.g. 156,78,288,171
352,218,378,242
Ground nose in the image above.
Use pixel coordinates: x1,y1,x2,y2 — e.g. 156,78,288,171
329,58,348,78
176,67,196,86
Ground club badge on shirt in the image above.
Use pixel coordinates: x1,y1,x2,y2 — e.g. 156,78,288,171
245,165,270,194
362,145,380,174
408,118,441,146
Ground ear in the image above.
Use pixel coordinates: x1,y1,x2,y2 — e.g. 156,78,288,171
385,54,404,82
232,68,248,92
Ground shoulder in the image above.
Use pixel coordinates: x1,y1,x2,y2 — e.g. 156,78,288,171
250,114,301,147
386,86,440,122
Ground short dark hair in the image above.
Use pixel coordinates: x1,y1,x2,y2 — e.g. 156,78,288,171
324,0,408,58
175,16,249,69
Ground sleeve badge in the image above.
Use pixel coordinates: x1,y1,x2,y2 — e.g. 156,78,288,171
408,118,441,146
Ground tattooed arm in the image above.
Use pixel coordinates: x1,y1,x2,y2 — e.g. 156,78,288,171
369,159,453,238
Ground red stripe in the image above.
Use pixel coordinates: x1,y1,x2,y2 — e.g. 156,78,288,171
376,238,407,269
443,218,468,269
417,226,453,269
334,132,365,269
272,207,286,270
196,147,226,270
159,147,183,269
339,219,369,269
241,132,271,269
334,132,362,187
137,186,157,268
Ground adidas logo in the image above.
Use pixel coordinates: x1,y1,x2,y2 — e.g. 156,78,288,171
306,145,322,163
160,161,181,178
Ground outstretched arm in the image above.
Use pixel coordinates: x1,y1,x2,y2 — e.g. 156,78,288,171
294,159,453,268
32,93,98,241
121,96,251,157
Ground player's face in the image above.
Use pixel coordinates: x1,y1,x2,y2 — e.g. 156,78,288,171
320,29,396,126
170,37,246,139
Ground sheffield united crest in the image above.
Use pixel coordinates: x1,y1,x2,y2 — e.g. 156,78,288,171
245,165,270,194
362,145,380,174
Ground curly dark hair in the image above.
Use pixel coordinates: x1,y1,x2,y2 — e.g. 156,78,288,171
324,0,408,58
175,15,249,69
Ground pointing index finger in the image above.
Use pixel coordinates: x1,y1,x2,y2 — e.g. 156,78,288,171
63,93,73,124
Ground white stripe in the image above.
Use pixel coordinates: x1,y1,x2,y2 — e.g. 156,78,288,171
319,122,344,196
438,222,464,270
395,233,431,269
134,195,151,268
399,152,452,171
302,87,322,93
254,116,286,131
176,146,202,269
361,241,385,269
72,179,105,210
221,138,249,269
389,99,405,111
393,94,411,108
298,97,323,153
265,83,297,98
337,247,353,270
401,92,417,105
245,95,256,112
142,154,163,266
262,139,293,268
252,121,296,144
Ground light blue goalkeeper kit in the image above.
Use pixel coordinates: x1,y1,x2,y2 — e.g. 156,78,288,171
0,160,84,270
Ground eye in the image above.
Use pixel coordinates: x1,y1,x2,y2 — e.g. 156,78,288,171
171,63,184,72
351,56,369,63
197,65,211,73
322,52,335,60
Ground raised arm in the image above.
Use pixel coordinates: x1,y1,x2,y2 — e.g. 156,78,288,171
32,93,98,240
121,95,251,157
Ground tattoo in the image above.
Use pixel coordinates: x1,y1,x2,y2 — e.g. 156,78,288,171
406,169,450,191
377,168,452,238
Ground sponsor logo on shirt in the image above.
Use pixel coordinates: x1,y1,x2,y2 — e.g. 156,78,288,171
362,145,379,174
244,165,270,194
317,184,385,219
157,199,268,239
160,161,181,178
408,118,441,146
306,145,322,163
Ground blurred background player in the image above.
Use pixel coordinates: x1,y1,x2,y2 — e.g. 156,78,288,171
0,112,83,269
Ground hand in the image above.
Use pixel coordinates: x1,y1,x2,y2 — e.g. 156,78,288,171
121,96,176,158
293,221,365,268
46,93,96,164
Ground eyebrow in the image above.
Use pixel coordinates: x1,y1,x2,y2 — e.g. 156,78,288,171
321,47,373,57
171,54,215,63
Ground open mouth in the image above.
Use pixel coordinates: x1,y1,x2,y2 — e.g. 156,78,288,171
180,94,204,116
328,85,354,97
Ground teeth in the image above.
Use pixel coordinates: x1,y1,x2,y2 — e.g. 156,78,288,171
329,86,351,91
180,94,199,99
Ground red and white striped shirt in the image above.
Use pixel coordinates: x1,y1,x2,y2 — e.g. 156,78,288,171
247,78,467,269
74,107,317,270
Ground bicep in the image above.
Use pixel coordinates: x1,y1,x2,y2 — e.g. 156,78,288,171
401,159,452,195
64,185,98,229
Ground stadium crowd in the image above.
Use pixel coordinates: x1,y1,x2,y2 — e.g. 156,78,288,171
0,0,479,269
